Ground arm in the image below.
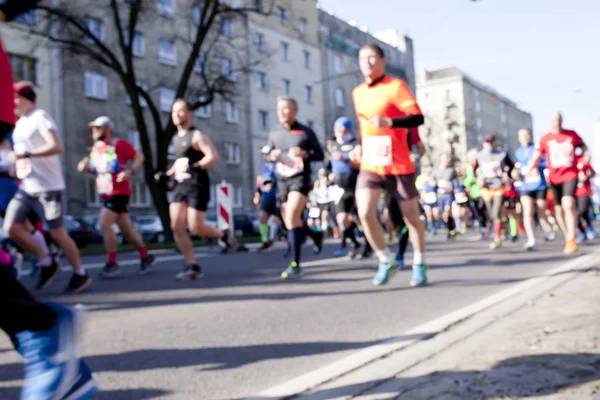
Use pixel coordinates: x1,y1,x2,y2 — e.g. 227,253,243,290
28,128,63,157
390,114,424,128
128,151,144,174
305,129,324,162
193,130,220,169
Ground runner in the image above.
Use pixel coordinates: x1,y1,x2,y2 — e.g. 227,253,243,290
78,116,156,277
464,148,489,240
326,117,361,258
168,99,239,280
476,134,514,250
351,43,427,287
267,96,324,279
575,151,596,242
0,2,96,399
313,168,333,235
4,82,92,293
254,145,281,252
526,112,587,254
419,165,439,236
514,128,554,250
503,170,520,242
430,152,458,240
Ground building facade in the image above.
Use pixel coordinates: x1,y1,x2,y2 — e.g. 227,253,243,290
416,67,533,167
318,8,416,140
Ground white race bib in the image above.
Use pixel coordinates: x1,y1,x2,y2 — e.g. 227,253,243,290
481,161,501,179
362,136,392,167
174,158,192,183
437,180,452,193
330,186,344,204
424,192,437,204
308,207,321,219
523,167,541,184
277,155,304,178
15,158,32,179
455,192,468,204
96,173,113,195
548,141,574,168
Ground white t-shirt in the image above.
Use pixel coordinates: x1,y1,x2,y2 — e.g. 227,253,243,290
12,109,65,194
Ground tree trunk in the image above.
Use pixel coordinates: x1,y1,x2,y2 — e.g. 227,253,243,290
143,156,173,242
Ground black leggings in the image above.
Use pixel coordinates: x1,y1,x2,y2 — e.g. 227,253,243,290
0,268,58,343
469,197,488,227
577,195,592,233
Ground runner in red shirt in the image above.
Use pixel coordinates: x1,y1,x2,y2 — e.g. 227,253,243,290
575,152,596,241
527,112,587,253
78,116,156,277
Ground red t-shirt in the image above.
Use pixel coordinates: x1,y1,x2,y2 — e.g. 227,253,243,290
89,139,137,198
575,162,594,198
536,130,584,185
0,38,15,126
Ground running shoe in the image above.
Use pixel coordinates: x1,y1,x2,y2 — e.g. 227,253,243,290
564,238,578,254
447,230,457,240
221,228,239,252
358,248,373,260
395,253,405,270
139,254,157,275
544,231,556,242
312,231,324,255
575,232,586,243
99,262,120,279
258,241,272,253
510,235,519,243
586,227,597,240
333,247,347,257
36,262,61,289
281,262,301,279
523,239,535,251
61,358,98,400
347,243,361,260
489,239,502,250
410,264,428,287
64,273,92,294
176,264,204,281
372,261,397,286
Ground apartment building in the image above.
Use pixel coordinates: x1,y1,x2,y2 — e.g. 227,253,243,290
416,67,533,167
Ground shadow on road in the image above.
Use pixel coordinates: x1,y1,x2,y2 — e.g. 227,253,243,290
290,352,600,400
0,386,171,400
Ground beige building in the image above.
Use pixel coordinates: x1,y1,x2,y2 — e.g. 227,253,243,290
247,0,325,178
416,67,533,167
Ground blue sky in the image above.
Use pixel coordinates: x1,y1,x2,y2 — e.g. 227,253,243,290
318,0,599,158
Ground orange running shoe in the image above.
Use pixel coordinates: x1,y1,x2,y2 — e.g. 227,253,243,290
564,238,578,254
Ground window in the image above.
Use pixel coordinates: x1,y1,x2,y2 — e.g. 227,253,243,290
158,40,177,66
157,0,175,17
257,72,268,92
84,72,108,100
9,54,39,86
277,7,288,25
259,110,269,130
193,52,206,74
334,55,342,73
124,31,144,57
303,51,311,69
305,85,313,104
280,42,289,61
159,87,175,112
84,18,105,44
192,6,203,25
130,181,151,207
221,58,236,81
233,186,243,208
299,18,308,36
13,11,37,25
195,96,212,118
127,131,141,150
335,88,345,107
224,100,238,123
252,0,262,11
224,143,241,165
221,17,232,37
283,79,291,96
255,33,265,52
126,82,148,107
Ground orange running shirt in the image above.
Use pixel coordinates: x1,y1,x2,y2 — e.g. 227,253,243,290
352,75,422,176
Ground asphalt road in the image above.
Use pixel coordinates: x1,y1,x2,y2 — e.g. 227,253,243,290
0,233,592,400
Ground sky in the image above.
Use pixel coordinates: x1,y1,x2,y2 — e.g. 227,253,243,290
318,0,600,161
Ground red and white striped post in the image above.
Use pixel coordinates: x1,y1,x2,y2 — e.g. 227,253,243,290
216,180,234,231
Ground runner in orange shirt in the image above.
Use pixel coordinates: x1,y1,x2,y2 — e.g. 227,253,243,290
350,43,427,287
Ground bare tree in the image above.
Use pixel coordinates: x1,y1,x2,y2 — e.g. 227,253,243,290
17,0,281,238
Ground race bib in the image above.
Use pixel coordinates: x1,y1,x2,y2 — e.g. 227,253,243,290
362,136,392,167
330,186,344,204
15,158,32,179
437,180,452,193
523,167,541,184
481,161,502,179
96,173,113,195
424,192,437,204
548,141,574,168
455,192,468,204
277,155,304,178
308,207,321,219
174,158,192,183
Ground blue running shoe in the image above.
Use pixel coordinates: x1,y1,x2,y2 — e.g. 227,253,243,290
395,254,405,270
576,232,586,243
372,262,397,286
586,227,597,241
61,359,98,400
334,247,347,257
17,303,87,400
410,264,428,287
281,262,302,279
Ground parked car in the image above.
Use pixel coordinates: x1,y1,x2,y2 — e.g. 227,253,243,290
233,213,257,237
137,215,166,243
64,215,102,248
82,213,140,244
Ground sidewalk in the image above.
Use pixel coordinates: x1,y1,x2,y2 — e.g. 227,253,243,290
290,256,600,400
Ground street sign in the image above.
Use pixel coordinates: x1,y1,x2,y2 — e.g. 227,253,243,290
217,180,233,231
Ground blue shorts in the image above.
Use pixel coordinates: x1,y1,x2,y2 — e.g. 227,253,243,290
438,195,454,210
260,194,277,215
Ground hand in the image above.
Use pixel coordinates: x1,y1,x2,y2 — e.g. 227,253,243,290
328,173,336,183
6,151,17,163
253,196,260,206
289,147,306,158
331,151,342,161
117,169,132,182
368,115,392,128
409,154,417,163
349,145,362,162
270,149,282,162
77,157,89,173
165,167,175,177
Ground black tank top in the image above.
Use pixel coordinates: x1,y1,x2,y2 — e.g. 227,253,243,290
172,127,209,187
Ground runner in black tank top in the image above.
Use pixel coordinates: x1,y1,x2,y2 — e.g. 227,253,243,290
168,99,242,281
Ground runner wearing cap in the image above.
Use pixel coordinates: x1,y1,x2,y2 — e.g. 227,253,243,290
350,43,427,287
254,145,282,252
78,116,156,277
4,82,92,293
527,113,588,254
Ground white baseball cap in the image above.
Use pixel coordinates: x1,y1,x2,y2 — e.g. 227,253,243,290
88,116,114,129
